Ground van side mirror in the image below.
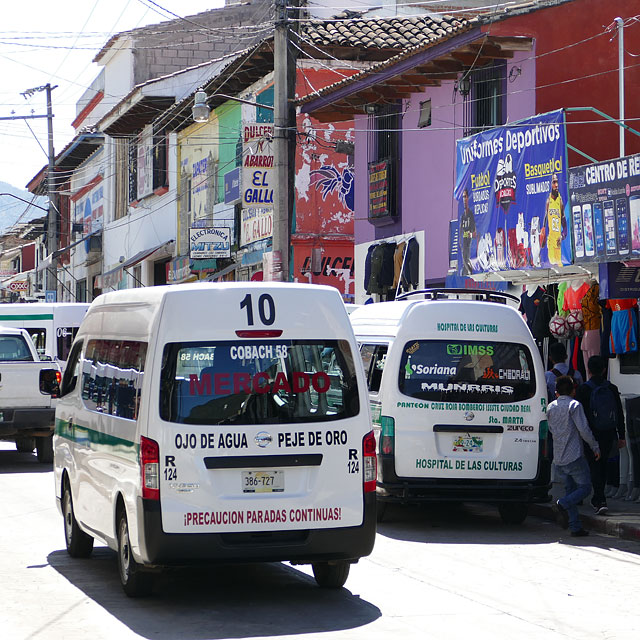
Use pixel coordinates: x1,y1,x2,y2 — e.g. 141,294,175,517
40,354,53,362
40,369,61,398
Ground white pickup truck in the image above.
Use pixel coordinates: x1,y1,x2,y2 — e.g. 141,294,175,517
0,326,61,462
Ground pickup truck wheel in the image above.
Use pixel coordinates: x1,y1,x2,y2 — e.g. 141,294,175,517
36,435,54,463
117,510,153,597
15,437,35,453
63,482,93,558
312,561,350,588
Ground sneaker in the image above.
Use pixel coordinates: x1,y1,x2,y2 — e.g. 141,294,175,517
552,501,569,529
570,529,589,537
595,503,608,515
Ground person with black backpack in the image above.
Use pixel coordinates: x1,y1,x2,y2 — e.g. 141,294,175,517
576,355,626,515
545,342,583,402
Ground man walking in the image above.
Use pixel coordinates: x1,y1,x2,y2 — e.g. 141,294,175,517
547,375,601,537
545,341,583,402
577,355,626,515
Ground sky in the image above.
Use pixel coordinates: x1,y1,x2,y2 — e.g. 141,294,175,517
0,0,224,192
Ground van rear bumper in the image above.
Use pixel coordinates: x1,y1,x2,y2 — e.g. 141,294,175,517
0,408,55,437
138,493,377,566
377,457,551,504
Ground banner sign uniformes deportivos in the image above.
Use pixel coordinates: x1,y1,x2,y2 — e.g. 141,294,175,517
454,110,571,275
569,153,640,263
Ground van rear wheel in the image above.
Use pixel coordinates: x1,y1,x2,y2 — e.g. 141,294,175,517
312,561,350,588
117,510,153,597
15,437,35,453
63,481,93,558
498,502,529,525
36,435,53,463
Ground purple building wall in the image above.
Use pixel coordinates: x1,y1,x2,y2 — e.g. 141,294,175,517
354,49,536,286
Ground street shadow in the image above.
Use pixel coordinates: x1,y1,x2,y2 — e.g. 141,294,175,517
378,501,578,545
378,502,640,556
0,447,52,474
47,548,381,640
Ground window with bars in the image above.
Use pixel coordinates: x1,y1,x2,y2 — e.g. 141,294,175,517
463,62,506,136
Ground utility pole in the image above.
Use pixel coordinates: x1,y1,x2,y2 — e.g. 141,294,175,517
19,84,57,295
272,0,297,281
45,83,57,295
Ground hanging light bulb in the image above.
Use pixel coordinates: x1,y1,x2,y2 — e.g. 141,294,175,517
192,88,210,123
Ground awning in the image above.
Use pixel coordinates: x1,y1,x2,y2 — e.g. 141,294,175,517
52,230,101,259
207,263,238,281
96,240,174,289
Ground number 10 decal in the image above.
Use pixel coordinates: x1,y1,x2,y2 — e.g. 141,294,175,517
240,293,276,326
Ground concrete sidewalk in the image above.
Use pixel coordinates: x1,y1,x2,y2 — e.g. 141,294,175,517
531,484,640,542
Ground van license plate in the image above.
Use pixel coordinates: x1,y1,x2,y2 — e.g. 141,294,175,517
242,470,284,493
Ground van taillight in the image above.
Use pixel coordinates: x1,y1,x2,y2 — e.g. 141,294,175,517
141,436,160,501
363,430,377,493
380,415,395,456
55,370,62,385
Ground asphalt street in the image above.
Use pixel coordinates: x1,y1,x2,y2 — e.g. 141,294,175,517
1,443,639,640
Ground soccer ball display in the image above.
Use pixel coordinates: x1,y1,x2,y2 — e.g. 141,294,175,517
566,309,584,337
549,314,569,339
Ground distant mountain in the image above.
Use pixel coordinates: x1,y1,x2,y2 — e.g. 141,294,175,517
0,181,48,234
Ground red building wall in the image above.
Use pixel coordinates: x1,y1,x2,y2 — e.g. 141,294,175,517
294,67,359,301
487,0,640,166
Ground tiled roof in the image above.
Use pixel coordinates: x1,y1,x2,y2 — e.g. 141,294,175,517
302,13,470,52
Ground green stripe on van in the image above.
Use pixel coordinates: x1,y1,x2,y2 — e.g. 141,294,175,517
55,418,138,461
0,314,54,321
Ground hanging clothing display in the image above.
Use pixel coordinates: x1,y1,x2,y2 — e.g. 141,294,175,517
519,286,544,333
363,244,375,294
401,237,420,291
562,281,590,311
607,304,639,355
531,284,558,340
392,241,406,290
581,282,601,331
556,281,569,316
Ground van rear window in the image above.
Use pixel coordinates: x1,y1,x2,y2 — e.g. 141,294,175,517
398,340,535,403
160,340,360,425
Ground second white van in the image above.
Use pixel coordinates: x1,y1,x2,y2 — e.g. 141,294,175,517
53,283,376,596
0,303,89,369
350,289,551,524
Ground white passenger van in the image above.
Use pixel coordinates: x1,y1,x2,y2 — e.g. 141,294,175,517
53,283,376,596
350,289,551,524
0,303,89,368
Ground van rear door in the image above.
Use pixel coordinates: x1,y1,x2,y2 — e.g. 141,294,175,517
394,339,539,479
153,338,366,534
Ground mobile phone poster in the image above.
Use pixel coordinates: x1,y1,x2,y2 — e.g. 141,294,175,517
568,153,640,264
454,109,571,276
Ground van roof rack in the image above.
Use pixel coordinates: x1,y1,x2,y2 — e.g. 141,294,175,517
395,288,520,305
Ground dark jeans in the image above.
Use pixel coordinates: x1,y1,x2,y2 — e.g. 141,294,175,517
555,456,592,533
585,430,617,505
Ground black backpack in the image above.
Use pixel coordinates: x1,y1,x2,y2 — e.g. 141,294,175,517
586,379,618,431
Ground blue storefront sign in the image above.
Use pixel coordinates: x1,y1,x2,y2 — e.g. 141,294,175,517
445,274,510,292
569,154,640,263
599,261,640,299
224,167,241,204
454,109,571,276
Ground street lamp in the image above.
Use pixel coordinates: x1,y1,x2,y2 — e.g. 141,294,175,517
191,89,210,123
